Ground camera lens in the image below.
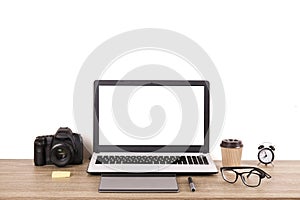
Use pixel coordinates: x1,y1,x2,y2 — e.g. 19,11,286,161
50,144,74,167
55,148,67,160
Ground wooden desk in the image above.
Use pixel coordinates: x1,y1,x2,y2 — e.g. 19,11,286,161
0,160,299,199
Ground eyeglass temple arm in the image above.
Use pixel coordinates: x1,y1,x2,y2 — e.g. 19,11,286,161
255,168,272,179
246,169,255,178
248,169,272,179
264,172,272,179
246,168,272,179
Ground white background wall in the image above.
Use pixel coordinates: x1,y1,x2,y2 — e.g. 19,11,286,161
1,0,300,160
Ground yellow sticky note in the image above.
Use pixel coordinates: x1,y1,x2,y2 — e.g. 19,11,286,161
51,171,71,178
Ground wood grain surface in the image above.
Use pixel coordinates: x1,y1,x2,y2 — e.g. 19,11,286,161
0,160,299,200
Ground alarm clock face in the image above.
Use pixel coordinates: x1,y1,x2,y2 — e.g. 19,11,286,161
258,148,274,164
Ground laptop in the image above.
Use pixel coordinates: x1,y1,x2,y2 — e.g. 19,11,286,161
87,80,218,174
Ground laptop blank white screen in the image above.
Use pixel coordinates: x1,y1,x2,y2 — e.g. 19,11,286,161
98,85,204,146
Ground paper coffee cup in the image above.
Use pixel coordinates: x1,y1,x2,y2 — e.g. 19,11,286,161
220,139,243,167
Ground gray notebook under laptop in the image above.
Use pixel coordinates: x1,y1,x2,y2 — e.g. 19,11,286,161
87,80,217,174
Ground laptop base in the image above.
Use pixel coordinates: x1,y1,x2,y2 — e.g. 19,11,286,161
99,173,179,193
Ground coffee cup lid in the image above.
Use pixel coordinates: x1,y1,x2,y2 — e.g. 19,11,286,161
220,139,243,148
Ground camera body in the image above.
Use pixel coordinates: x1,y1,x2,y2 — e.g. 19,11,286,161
34,127,83,167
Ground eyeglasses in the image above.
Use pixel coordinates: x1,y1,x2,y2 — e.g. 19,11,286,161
220,166,271,187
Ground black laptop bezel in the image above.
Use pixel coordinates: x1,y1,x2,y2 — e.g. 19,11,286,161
93,80,210,153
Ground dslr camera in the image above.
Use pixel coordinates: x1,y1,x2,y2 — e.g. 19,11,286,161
34,127,83,167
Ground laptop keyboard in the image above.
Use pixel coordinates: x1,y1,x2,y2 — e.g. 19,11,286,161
95,155,209,165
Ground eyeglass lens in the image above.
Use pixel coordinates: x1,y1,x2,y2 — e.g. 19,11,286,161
222,170,237,183
241,172,261,187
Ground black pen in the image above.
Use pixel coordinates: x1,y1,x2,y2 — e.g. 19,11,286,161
188,177,196,192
